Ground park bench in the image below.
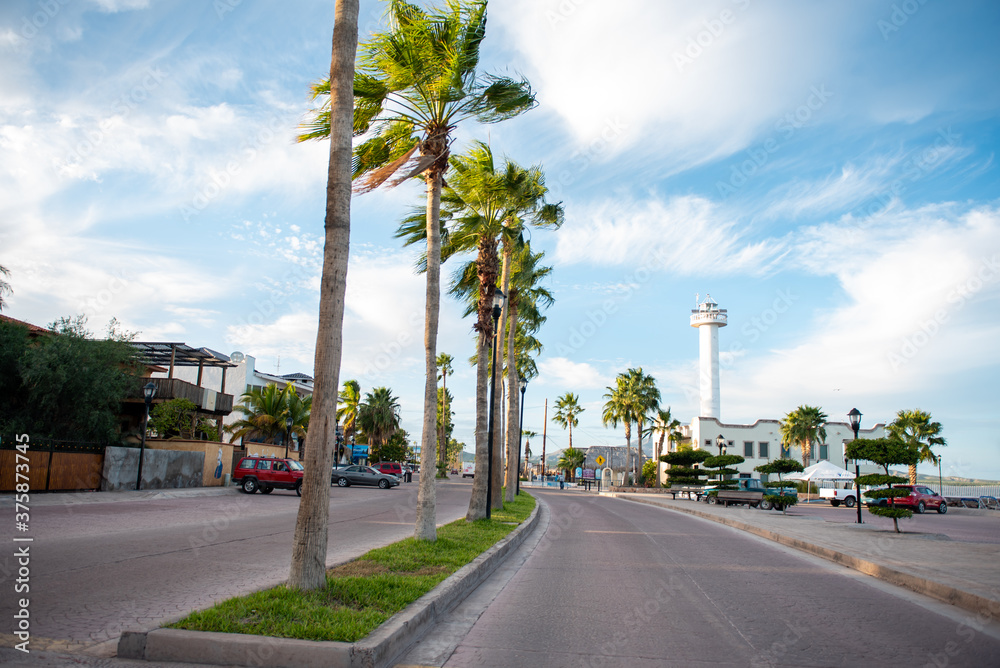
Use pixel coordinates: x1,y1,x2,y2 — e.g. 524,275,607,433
665,486,706,501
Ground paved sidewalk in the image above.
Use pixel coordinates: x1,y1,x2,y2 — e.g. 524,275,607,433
607,492,1000,619
0,486,240,509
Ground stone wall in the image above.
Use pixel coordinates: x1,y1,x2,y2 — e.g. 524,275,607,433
102,446,204,491
146,439,235,487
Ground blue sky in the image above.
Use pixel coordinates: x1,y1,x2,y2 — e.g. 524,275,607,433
2,0,999,478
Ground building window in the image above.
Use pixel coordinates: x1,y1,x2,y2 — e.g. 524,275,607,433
819,444,828,460
744,441,754,458
705,439,712,448
759,442,769,458
780,444,790,458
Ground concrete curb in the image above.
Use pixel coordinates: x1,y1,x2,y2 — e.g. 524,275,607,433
118,504,540,668
610,493,1000,619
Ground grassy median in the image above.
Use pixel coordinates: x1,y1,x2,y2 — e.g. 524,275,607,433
170,492,535,643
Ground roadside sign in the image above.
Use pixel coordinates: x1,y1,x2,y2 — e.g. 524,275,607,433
582,468,595,479
595,456,606,466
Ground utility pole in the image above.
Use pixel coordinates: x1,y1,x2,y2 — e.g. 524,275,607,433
541,398,548,481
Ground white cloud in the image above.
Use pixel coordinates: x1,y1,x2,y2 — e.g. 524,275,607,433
554,194,786,275
724,205,1000,418
537,357,607,389
493,1,860,170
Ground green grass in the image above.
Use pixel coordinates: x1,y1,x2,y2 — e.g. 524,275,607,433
170,491,535,643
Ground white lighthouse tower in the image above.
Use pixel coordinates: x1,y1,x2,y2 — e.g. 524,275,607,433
690,295,727,419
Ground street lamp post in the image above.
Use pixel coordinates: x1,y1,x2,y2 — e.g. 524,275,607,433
848,408,862,524
285,415,293,460
517,378,527,496
136,381,157,491
486,288,505,519
716,433,726,456
938,456,944,496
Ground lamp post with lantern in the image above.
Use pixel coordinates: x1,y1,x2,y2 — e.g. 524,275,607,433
516,377,526,496
136,381,157,491
486,289,505,519
848,408,863,524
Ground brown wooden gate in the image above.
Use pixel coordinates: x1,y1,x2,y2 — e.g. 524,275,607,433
0,439,105,492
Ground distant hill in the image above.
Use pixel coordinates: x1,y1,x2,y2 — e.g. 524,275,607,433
889,470,999,486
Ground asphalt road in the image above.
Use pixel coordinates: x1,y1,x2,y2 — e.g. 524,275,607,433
0,475,472,654
404,490,1000,667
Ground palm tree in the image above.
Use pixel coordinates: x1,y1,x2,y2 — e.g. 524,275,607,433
436,353,453,469
553,393,584,450
227,384,291,445
0,265,11,311
406,143,557,518
288,0,358,591
603,375,634,480
887,409,946,484
357,387,402,463
625,368,660,481
557,447,586,482
651,407,681,488
779,405,828,468
299,1,535,539
284,386,312,455
336,379,362,445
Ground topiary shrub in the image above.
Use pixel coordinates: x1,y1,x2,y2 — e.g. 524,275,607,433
847,437,919,533
755,458,804,512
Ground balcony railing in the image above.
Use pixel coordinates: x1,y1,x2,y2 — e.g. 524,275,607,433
127,377,234,415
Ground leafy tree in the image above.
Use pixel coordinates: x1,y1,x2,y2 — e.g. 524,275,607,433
0,264,11,311
0,316,142,443
754,458,805,512
287,0,359,591
887,409,946,485
557,446,586,482
553,392,584,449
847,437,919,533
779,405,828,467
641,458,658,486
381,428,412,464
661,448,711,486
149,398,218,440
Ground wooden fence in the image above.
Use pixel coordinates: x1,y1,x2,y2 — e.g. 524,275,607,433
0,438,106,492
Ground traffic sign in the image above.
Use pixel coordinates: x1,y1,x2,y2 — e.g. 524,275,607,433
595,455,606,466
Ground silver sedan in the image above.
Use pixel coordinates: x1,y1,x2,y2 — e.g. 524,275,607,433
332,465,400,489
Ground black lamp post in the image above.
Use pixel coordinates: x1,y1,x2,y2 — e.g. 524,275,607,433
848,408,862,524
516,377,527,496
716,433,726,455
486,288,505,519
136,381,157,491
350,433,356,466
284,415,293,459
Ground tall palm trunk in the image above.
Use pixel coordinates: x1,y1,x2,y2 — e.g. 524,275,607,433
289,0,358,591
415,134,448,542
636,418,645,481
466,235,499,521
438,367,448,469
624,422,632,485
654,433,665,488
491,244,511,509
504,291,519,502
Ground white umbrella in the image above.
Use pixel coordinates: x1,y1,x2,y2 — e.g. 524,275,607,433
785,460,856,481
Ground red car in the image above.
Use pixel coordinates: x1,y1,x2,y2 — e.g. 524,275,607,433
879,484,948,514
233,455,304,496
373,461,403,477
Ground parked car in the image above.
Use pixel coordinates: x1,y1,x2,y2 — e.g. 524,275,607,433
373,461,403,477
332,465,400,489
868,484,947,514
233,455,304,496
